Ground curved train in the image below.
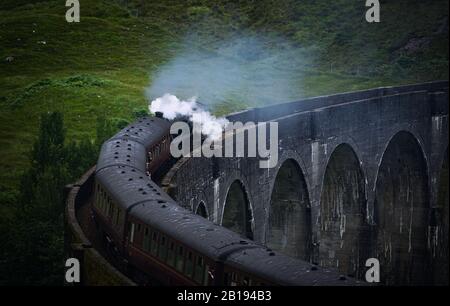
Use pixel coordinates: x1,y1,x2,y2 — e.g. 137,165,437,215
92,113,363,286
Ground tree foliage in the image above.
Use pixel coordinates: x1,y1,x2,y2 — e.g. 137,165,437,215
0,111,117,285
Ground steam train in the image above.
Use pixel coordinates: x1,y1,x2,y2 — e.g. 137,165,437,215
92,113,362,286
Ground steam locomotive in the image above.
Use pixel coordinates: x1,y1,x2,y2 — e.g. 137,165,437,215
92,114,362,286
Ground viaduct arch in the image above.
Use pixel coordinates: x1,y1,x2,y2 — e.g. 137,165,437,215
266,159,312,261
319,143,369,279
222,180,254,240
195,201,208,219
166,81,449,285
373,131,430,285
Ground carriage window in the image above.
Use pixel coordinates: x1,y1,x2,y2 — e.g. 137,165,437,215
101,195,106,212
137,224,141,232
129,223,135,243
95,190,99,208
231,272,238,286
167,241,175,267
150,231,158,255
194,256,205,284
242,276,251,286
111,205,116,222
95,185,99,206
101,192,105,211
204,265,211,286
108,201,113,218
97,189,101,209
115,208,121,226
185,251,194,278
223,272,229,285
175,246,184,272
158,235,168,261
98,189,102,209
143,227,150,251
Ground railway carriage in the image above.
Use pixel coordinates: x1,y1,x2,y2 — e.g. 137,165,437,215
91,115,363,286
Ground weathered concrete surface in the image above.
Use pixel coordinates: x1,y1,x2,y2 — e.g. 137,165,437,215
267,159,312,261
164,81,449,285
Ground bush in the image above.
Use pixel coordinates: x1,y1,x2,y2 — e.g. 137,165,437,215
0,111,101,285
132,107,149,119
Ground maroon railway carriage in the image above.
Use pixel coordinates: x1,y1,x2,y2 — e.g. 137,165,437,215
92,115,363,286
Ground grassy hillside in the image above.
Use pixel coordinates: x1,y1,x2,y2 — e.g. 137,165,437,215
0,0,448,208
0,1,177,205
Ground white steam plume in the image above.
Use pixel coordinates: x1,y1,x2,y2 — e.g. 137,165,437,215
149,93,229,141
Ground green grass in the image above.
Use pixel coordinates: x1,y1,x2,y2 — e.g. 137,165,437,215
0,1,180,203
0,0,448,207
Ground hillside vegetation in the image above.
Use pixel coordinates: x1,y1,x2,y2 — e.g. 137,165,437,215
1,0,448,195
0,0,448,284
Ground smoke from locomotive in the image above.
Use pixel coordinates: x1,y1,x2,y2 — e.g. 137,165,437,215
149,93,229,141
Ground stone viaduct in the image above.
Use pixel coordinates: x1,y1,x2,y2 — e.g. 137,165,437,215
162,81,449,285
